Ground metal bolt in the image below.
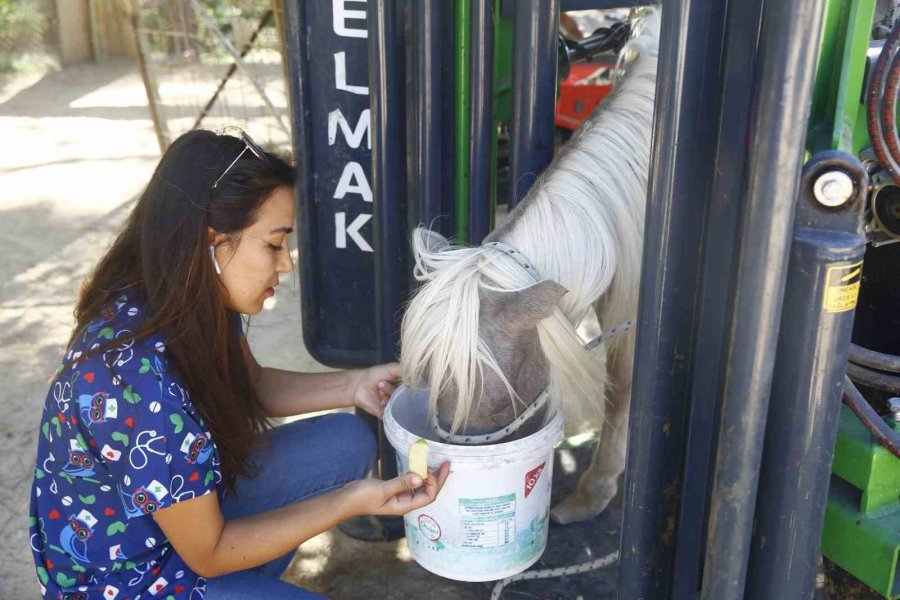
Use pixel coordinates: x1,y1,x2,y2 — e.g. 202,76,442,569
889,397,900,423
813,171,854,207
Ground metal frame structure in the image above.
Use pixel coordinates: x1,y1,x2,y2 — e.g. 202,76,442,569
282,0,880,596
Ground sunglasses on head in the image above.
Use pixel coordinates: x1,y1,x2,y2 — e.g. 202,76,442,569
212,126,268,189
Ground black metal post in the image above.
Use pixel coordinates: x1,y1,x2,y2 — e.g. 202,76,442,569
670,0,764,595
508,0,558,210
410,0,445,233
744,153,867,600
439,0,456,237
369,0,406,482
700,1,828,598
468,0,494,244
618,1,730,596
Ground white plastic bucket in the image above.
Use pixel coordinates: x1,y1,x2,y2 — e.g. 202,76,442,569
383,385,563,582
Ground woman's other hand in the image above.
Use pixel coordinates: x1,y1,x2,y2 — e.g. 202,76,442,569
344,462,451,517
349,362,401,419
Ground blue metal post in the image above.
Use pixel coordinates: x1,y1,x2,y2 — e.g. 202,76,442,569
618,1,730,596
700,0,828,597
468,0,494,244
508,0,558,210
670,0,764,595
368,0,406,482
410,0,446,233
745,153,867,600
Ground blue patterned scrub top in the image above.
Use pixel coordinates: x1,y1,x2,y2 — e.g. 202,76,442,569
30,291,242,600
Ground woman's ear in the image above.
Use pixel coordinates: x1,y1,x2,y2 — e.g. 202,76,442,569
207,227,227,246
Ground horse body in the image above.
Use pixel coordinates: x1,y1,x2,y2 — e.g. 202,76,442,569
400,10,658,524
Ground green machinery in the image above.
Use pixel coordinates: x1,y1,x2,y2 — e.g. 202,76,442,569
811,0,900,597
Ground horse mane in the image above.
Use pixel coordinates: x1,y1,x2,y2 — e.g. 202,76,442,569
401,9,659,436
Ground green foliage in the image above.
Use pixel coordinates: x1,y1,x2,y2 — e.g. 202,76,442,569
0,0,50,73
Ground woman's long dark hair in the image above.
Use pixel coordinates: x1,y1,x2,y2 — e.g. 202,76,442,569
71,129,295,493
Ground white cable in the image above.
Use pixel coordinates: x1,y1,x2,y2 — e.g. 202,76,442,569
490,550,620,600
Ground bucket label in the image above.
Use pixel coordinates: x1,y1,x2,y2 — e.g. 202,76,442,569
459,494,516,548
524,462,546,499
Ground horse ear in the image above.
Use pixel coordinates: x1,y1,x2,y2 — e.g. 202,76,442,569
481,280,568,329
413,227,451,254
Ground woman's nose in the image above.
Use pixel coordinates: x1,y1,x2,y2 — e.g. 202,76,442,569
277,248,293,273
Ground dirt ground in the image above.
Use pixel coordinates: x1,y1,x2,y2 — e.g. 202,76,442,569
0,60,621,600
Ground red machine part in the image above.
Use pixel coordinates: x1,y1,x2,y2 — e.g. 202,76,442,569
555,63,614,131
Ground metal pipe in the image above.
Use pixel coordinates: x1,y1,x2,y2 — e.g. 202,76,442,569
453,0,470,242
468,0,494,244
439,0,456,237
508,0,558,210
412,0,444,231
369,0,406,481
670,1,763,595
744,150,867,599
700,1,828,597
618,1,729,596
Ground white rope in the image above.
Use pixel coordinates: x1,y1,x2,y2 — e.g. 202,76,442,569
490,550,620,600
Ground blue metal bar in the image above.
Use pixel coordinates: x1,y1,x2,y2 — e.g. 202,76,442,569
699,1,828,597
508,0,558,210
670,0,763,595
617,1,729,595
439,0,455,237
468,0,494,244
411,0,445,232
369,0,407,481
745,153,867,599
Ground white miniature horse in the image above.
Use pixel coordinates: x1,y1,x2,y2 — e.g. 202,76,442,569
401,9,657,524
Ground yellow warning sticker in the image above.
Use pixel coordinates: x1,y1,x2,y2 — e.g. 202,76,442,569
823,261,863,313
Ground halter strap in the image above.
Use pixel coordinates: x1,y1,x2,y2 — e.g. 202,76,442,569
584,319,636,351
482,241,541,283
432,388,551,445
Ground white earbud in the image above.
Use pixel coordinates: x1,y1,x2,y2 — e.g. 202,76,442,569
209,245,222,275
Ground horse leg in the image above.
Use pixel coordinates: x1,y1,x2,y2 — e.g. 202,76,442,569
550,340,632,525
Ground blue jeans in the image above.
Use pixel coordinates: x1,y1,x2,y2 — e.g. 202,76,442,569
203,412,377,599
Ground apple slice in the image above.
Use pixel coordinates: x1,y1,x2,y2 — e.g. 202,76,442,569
408,438,429,480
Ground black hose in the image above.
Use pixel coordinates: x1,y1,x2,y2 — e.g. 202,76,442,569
843,375,900,459
846,361,900,392
848,342,900,372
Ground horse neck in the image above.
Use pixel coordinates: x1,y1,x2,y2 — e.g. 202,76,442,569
487,52,655,324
